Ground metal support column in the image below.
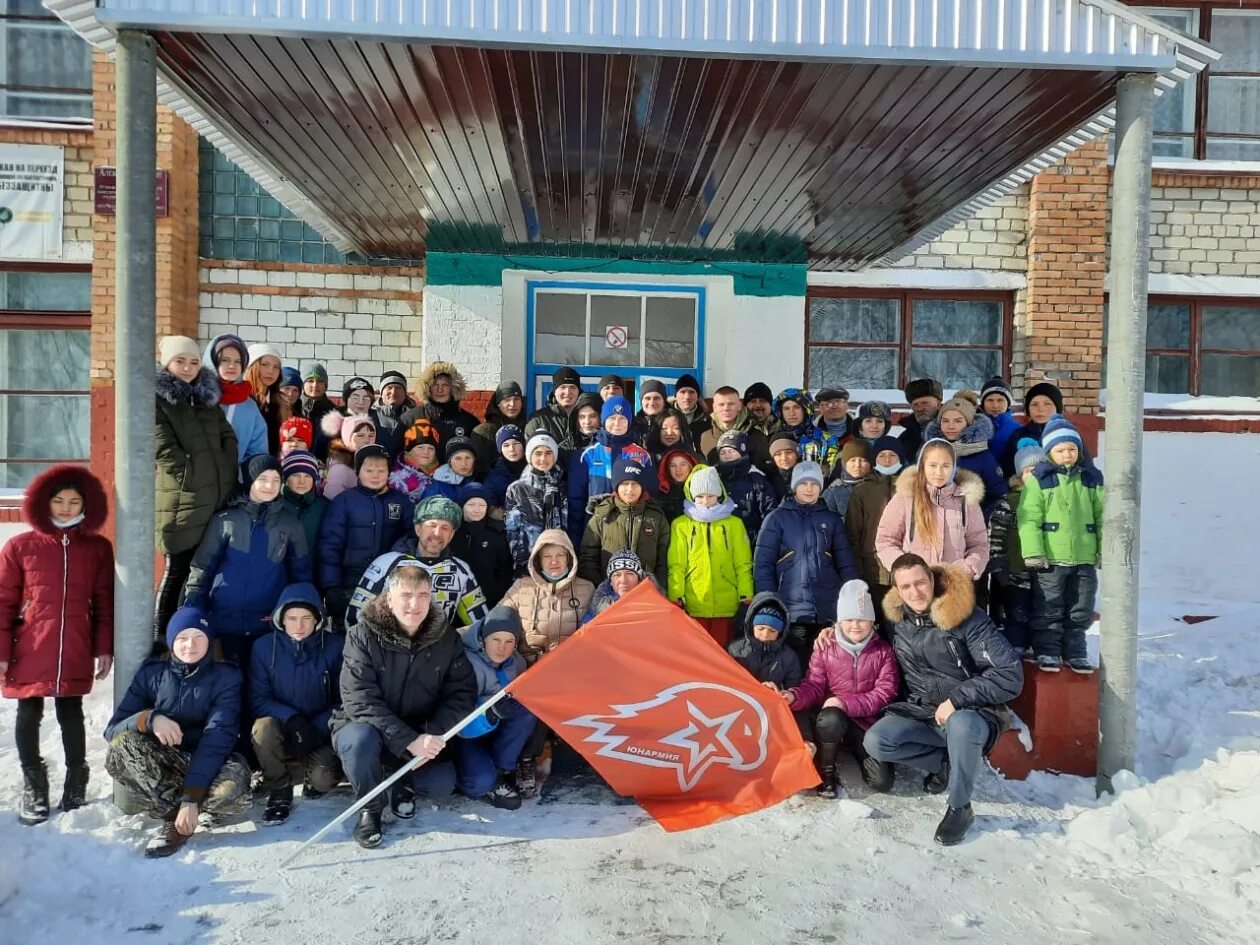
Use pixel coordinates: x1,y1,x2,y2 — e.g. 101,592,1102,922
1097,72,1157,794
113,31,158,807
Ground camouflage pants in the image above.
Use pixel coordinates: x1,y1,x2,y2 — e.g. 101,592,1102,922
105,732,252,819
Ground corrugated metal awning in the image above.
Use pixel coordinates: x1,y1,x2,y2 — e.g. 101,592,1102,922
47,0,1217,268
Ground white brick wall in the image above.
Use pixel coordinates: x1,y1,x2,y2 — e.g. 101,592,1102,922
422,284,505,389
1146,186,1260,277
891,190,1029,271
197,266,425,389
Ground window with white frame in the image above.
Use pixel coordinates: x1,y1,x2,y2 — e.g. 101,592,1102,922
0,267,91,493
1140,4,1260,161
0,0,93,122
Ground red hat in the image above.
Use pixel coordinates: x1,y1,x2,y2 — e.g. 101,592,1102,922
279,417,314,448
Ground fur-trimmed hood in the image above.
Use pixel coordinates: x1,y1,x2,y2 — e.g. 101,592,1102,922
156,366,222,408
924,411,996,456
893,464,986,507
362,600,450,653
415,361,468,405
22,464,109,536
881,563,975,631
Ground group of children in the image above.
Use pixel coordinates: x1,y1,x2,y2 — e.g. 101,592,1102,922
2,343,1104,849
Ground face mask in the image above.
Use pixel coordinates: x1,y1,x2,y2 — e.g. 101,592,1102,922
875,462,902,476
51,513,86,529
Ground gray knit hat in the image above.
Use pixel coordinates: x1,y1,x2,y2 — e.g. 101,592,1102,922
835,579,876,622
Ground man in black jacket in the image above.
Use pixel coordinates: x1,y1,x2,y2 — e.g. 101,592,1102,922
524,366,583,445
863,554,1023,846
897,377,943,461
330,564,477,848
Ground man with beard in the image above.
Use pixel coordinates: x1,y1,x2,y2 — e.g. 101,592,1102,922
390,496,488,629
898,378,944,460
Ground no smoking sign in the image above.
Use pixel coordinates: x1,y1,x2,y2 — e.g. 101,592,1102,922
604,325,629,350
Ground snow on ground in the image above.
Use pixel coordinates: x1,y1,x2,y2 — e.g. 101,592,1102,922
2,433,1258,945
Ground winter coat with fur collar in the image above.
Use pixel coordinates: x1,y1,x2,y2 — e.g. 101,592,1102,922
875,466,989,580
399,361,481,448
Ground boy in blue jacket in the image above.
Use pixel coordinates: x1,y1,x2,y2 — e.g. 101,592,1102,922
317,444,414,630
250,583,345,825
104,607,251,858
454,606,536,810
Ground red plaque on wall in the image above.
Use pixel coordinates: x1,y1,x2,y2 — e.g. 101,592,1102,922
93,166,169,217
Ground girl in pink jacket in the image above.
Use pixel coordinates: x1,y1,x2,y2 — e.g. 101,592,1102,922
784,580,899,798
874,439,989,580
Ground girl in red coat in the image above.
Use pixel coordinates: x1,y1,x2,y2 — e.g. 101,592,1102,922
0,465,114,825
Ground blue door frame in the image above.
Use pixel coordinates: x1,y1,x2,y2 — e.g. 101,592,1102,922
525,280,707,412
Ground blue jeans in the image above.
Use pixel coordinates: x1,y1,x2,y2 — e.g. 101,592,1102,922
453,706,538,796
863,710,994,809
1030,564,1098,661
333,721,456,812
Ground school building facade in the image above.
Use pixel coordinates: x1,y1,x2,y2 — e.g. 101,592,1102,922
2,1,1259,515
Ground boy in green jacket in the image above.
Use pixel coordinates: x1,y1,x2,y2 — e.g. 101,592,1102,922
1017,416,1104,674
579,461,671,588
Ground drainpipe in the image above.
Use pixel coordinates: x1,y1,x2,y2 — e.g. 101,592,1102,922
1098,72,1156,794
113,30,157,811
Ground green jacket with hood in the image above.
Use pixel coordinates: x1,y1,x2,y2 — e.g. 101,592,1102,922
579,495,671,588
667,465,754,618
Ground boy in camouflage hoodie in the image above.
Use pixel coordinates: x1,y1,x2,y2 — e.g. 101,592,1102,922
987,444,1043,651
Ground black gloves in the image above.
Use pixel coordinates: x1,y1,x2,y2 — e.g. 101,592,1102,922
283,714,327,758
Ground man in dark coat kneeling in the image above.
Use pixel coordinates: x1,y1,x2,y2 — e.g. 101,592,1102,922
862,553,1023,846
331,561,476,849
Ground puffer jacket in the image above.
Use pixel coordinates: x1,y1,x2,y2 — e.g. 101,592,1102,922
800,416,849,473
183,495,313,637
155,366,238,554
568,436,655,544
925,412,1005,514
388,456,437,503
667,467,753,618
523,399,572,449
716,457,777,544
789,632,899,729
875,466,989,580
398,361,481,447
484,457,526,508
457,607,528,739
845,472,899,590
987,410,1022,469
1017,461,1104,566
881,564,1023,741
249,584,343,732
500,529,594,660
821,471,871,523
205,334,269,465
726,591,802,689
505,465,568,574
753,498,857,624
451,518,514,608
699,409,771,470
105,652,242,803
317,484,414,592
421,464,475,503
373,398,413,462
330,603,476,757
579,495,671,587
0,465,114,699
281,486,329,562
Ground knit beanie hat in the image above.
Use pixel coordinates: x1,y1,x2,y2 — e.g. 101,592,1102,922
613,460,648,489
840,440,873,466
341,414,375,444
281,449,320,482
871,435,907,463
458,481,494,509
280,366,302,391
743,381,773,404
209,334,249,370
443,436,477,463
403,418,441,452
601,395,633,425
343,376,374,402
938,389,979,427
857,400,891,424
598,373,623,391
353,443,389,474
158,335,199,368
904,377,944,403
674,373,701,396
245,454,282,488
302,361,328,384
166,605,213,651
525,432,559,462
791,461,824,490
688,465,722,498
748,597,787,634
495,379,524,403
552,366,581,389
716,430,749,457
980,376,1013,410
1024,381,1064,415
247,342,283,365
379,370,408,392
835,579,876,622
768,432,800,456
279,416,314,448
1040,414,1082,453
607,549,645,579
414,495,462,529
639,379,667,399
496,424,526,450
1014,444,1045,474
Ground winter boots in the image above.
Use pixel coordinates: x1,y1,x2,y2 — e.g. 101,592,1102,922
514,756,538,797
262,786,294,826
858,753,895,792
145,816,192,858
354,808,383,849
924,755,950,795
60,763,90,812
1037,655,1062,673
1066,658,1094,675
934,804,975,846
390,781,416,820
19,763,50,826
814,742,839,799
486,774,522,811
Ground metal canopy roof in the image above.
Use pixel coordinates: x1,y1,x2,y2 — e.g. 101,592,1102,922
49,0,1217,269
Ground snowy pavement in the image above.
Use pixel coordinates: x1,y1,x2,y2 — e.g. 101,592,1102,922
1,432,1258,945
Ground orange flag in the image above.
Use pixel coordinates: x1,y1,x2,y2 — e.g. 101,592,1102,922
505,580,819,831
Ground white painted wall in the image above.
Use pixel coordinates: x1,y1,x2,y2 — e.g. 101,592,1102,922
421,283,504,390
